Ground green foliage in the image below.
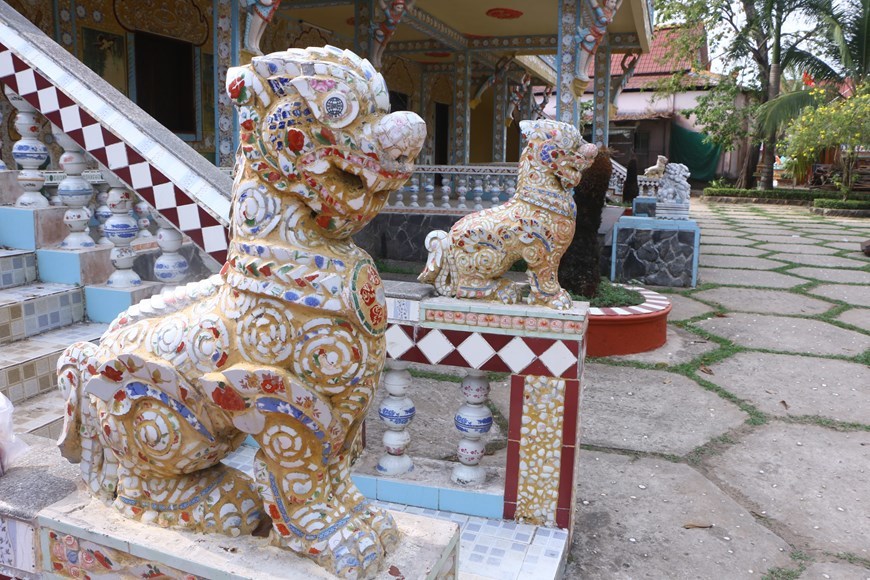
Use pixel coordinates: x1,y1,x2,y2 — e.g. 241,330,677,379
681,76,760,151
812,198,870,209
702,187,870,201
571,278,645,307
783,86,870,197
623,158,640,204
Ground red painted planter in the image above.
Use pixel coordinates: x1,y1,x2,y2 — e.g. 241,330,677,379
585,287,671,357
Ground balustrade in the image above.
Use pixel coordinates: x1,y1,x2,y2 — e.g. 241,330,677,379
452,370,493,486
52,127,96,249
102,178,141,288
377,360,416,476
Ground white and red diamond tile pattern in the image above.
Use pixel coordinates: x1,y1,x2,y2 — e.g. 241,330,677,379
386,323,582,379
588,286,671,317
0,40,229,265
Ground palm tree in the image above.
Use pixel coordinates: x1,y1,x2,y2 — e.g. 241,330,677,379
758,0,869,133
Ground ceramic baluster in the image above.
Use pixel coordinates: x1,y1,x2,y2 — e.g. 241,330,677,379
471,177,484,210
376,360,415,476
423,173,435,207
134,201,154,239
451,370,492,486
53,128,96,249
5,86,48,207
456,175,468,209
153,216,190,284
93,184,113,246
490,176,502,206
408,174,420,207
440,173,452,208
103,182,141,287
393,182,406,207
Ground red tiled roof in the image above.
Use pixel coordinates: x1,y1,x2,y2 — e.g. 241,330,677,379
589,25,712,90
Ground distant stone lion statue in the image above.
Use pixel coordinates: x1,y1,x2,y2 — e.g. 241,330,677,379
56,46,425,579
644,155,668,178
657,162,691,204
418,120,597,309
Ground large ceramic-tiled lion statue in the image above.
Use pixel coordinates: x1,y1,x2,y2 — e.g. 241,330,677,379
56,46,425,579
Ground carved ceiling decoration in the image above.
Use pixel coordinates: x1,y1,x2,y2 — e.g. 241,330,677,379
485,8,523,19
113,0,209,46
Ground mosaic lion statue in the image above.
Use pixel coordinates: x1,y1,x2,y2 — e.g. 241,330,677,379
657,161,691,204
418,119,597,309
56,46,425,579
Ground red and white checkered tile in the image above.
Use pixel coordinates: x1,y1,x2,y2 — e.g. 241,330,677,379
386,323,582,379
587,286,671,317
0,37,229,265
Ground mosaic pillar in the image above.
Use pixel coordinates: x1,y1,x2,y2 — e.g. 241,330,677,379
592,40,611,147
556,0,579,126
518,88,535,155
491,75,509,162
353,0,373,58
451,52,471,165
216,0,235,167
505,374,582,532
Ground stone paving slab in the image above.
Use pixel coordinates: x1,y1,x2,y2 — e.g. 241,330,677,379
703,228,748,238
695,313,870,357
701,236,758,246
705,352,870,424
737,228,801,236
699,255,787,270
609,325,718,366
748,235,813,244
700,245,769,256
706,423,870,557
769,253,869,268
756,243,840,255
836,308,870,332
691,288,833,316
799,562,870,579
568,451,793,579
824,241,870,252
809,234,869,243
698,268,804,288
809,284,870,308
664,293,716,321
579,364,747,455
787,267,870,284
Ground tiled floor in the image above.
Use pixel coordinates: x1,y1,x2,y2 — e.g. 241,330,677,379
0,283,84,344
0,249,36,289
221,445,568,579
0,322,106,404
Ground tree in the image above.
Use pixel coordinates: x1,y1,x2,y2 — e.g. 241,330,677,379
656,0,838,188
558,150,612,298
758,0,870,133
782,85,869,198
623,157,639,205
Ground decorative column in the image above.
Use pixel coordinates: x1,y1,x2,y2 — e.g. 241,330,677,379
592,39,612,147
103,181,141,287
451,52,471,165
52,128,96,248
153,216,190,284
5,86,48,207
134,201,154,239
492,74,509,162
556,0,579,126
451,370,493,486
93,184,113,246
377,360,415,476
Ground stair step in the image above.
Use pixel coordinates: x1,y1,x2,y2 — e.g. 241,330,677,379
0,248,37,289
0,282,85,345
0,321,106,406
12,389,66,439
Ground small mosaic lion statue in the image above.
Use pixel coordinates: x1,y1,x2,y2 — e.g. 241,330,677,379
56,46,425,579
418,120,597,309
657,161,691,204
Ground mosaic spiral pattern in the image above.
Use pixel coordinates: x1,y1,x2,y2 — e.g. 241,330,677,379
236,298,295,365
293,318,368,395
234,183,282,237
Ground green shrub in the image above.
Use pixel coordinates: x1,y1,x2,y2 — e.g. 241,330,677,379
702,188,870,201
571,278,645,307
812,199,870,210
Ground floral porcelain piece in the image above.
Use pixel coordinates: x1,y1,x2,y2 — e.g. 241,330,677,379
419,119,597,309
56,45,425,579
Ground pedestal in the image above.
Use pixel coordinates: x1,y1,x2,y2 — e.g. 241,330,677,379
611,216,701,287
0,206,68,250
36,247,112,286
83,281,162,323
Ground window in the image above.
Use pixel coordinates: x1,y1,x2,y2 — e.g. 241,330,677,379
434,102,449,165
134,31,196,135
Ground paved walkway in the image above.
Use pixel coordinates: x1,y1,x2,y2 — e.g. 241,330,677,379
371,201,870,579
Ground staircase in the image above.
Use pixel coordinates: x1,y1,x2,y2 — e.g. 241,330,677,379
0,247,106,438
0,4,235,440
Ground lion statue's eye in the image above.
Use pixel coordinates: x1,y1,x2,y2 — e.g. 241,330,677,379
290,77,361,129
